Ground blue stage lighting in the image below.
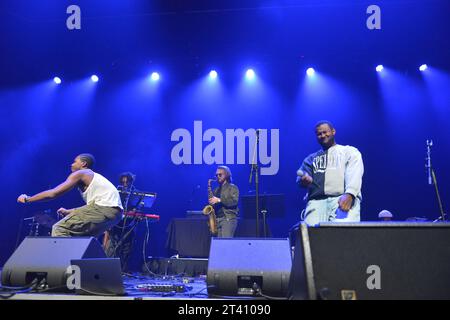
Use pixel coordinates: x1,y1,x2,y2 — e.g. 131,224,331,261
245,69,255,80
91,75,99,82
150,72,160,81
53,77,62,84
306,68,315,76
376,65,384,72
209,70,218,79
419,64,428,72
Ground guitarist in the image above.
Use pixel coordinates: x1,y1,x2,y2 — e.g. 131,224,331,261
208,166,239,238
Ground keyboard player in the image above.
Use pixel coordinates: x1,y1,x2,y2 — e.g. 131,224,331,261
103,172,139,272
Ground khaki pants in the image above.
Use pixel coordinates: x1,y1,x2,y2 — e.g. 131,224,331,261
52,203,122,237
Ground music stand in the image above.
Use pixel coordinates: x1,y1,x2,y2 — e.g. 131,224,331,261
240,194,285,237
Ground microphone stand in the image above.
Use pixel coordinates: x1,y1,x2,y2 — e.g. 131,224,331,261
426,140,447,222
249,130,260,237
15,206,30,249
117,179,136,256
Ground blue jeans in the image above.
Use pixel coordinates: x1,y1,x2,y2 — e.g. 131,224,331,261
302,196,361,226
216,215,238,238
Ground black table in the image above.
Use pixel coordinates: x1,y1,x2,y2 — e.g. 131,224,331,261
166,217,211,258
165,217,272,258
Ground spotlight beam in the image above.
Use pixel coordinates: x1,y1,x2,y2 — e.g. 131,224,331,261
150,72,160,81
306,68,315,76
209,70,218,79
245,69,255,80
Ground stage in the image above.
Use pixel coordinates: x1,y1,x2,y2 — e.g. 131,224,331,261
1,1,449,306
1,271,211,300
0,266,276,301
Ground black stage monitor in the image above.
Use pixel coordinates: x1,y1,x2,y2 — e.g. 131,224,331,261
207,238,292,298
1,237,124,295
290,222,450,300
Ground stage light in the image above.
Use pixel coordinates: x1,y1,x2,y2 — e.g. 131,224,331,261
53,77,61,84
306,68,315,76
209,70,218,79
91,75,99,82
419,64,428,72
150,72,160,81
376,65,384,72
245,69,255,80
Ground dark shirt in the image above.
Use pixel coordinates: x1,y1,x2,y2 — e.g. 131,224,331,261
213,183,239,218
297,144,363,201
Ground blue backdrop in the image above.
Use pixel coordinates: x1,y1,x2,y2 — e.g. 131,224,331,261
1,0,449,269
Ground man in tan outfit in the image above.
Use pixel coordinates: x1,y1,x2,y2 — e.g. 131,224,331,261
17,153,123,237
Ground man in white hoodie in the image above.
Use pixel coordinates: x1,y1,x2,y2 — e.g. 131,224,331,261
17,153,123,237
297,121,364,226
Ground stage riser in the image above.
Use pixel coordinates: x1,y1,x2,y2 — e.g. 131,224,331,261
144,258,208,277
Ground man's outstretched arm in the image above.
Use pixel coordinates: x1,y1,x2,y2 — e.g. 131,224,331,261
17,172,82,203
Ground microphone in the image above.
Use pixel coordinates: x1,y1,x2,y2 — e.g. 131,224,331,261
296,169,307,178
297,169,319,188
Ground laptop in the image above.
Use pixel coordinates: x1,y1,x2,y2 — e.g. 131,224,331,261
70,258,125,296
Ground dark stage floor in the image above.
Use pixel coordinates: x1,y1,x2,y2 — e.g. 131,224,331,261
1,272,213,300
0,266,275,301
